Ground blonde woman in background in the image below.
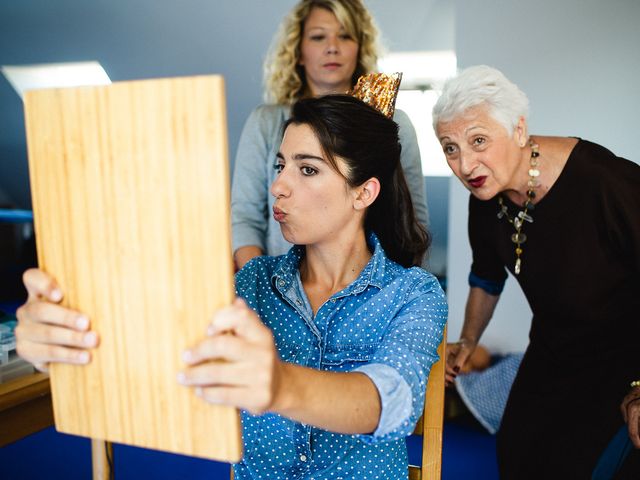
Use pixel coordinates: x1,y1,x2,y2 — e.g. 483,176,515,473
231,0,428,268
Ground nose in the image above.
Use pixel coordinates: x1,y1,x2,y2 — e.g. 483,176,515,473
326,34,339,54
270,168,291,199
459,151,477,177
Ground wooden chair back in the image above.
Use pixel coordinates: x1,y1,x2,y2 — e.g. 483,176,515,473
409,326,447,480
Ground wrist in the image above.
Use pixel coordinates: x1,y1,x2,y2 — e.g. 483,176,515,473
458,337,478,349
270,361,298,415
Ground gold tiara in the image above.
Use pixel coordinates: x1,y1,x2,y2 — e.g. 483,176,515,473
348,72,402,118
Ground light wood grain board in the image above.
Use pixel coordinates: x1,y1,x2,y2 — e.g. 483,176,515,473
23,76,242,462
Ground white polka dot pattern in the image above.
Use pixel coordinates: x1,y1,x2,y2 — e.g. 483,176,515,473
232,233,447,479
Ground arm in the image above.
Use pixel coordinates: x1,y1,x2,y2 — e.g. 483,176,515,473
395,109,429,229
234,245,263,270
600,153,640,446
446,286,499,384
231,106,280,263
15,268,98,372
179,298,380,434
274,362,380,434
180,270,447,438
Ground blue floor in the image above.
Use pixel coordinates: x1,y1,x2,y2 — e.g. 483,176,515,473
0,422,497,479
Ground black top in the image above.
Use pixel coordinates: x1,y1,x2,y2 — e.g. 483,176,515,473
468,139,640,478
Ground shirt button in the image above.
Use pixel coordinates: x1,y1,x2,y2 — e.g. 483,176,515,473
299,454,307,462
330,299,336,303
296,299,302,306
278,279,285,287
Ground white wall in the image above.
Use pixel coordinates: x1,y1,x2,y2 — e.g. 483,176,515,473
368,0,454,52
447,0,640,352
0,0,454,209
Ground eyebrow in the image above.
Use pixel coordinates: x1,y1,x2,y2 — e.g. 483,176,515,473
276,152,325,162
439,124,486,142
465,125,486,134
305,25,348,34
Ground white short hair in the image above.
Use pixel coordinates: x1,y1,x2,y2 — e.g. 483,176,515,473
432,65,529,134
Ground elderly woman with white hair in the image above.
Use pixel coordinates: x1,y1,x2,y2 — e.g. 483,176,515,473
434,65,640,478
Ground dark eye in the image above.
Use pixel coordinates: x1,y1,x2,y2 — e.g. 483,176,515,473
310,34,325,41
339,33,353,40
442,144,458,156
273,162,284,174
301,166,318,176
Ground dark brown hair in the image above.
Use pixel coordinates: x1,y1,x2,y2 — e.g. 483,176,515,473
286,94,430,267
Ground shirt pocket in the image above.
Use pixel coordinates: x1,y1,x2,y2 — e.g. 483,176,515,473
321,344,377,372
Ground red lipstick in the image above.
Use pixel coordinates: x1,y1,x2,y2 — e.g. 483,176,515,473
468,176,487,188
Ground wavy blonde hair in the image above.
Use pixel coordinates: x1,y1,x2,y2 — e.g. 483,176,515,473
264,0,380,105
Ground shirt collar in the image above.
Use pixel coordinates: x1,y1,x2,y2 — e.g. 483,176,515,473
271,232,391,296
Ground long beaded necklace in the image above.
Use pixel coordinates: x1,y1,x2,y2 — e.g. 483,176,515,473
497,139,540,275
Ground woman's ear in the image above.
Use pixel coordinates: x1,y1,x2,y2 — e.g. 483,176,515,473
514,116,528,147
353,177,381,210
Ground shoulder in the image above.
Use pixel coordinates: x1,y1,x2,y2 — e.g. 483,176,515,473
249,103,289,121
577,139,637,169
405,266,445,298
234,255,281,294
372,261,448,331
369,234,440,295
395,265,448,323
393,108,416,135
377,254,446,303
242,104,289,136
570,139,639,186
393,108,411,126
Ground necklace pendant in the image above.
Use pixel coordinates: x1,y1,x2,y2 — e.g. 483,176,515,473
515,257,521,275
514,217,522,229
517,211,534,223
511,232,527,244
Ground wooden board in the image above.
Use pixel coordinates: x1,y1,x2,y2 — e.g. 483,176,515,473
23,76,242,462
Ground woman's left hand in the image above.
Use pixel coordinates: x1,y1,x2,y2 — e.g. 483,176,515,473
178,298,284,415
621,385,640,448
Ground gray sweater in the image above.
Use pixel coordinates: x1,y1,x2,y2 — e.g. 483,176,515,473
231,104,429,258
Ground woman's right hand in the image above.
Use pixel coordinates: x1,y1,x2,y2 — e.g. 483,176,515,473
15,268,99,373
445,338,476,385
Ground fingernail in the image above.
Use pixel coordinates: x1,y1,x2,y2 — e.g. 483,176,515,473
176,372,186,384
51,289,63,302
78,351,90,363
84,332,97,346
182,350,193,363
76,316,89,330
195,387,203,397
207,325,216,336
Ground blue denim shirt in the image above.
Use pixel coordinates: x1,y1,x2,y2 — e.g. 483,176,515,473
233,233,447,480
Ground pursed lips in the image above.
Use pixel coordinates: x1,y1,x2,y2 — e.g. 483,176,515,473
272,206,286,222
